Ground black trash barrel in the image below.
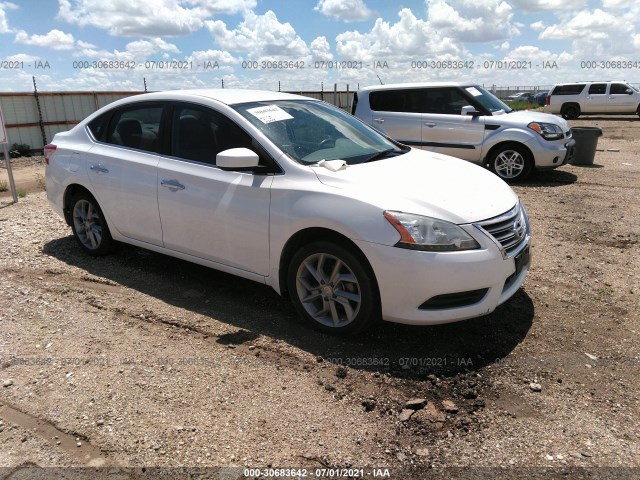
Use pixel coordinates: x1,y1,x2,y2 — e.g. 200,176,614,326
570,127,603,165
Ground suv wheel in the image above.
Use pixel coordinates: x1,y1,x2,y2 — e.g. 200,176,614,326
287,241,379,335
489,144,533,182
561,104,580,120
70,191,115,256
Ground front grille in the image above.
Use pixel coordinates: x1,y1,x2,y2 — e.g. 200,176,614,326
476,203,529,257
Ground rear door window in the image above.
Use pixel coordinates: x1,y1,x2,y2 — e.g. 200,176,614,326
106,104,164,153
369,89,422,113
588,84,606,95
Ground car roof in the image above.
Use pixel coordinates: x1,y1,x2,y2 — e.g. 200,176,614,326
553,81,629,85
359,82,475,92
111,89,307,106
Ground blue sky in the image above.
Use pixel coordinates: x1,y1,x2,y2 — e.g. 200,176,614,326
1,0,639,92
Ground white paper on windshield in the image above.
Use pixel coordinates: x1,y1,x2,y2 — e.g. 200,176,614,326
246,105,293,124
465,87,482,97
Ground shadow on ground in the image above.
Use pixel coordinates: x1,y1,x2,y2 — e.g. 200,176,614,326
44,236,534,380
524,169,579,186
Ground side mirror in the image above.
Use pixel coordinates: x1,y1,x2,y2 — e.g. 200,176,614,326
461,105,481,117
627,89,634,95
216,148,260,170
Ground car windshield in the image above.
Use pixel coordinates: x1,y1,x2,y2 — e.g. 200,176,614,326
629,84,640,92
464,85,513,113
233,100,407,165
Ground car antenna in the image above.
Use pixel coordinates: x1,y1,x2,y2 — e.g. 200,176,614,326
376,74,384,85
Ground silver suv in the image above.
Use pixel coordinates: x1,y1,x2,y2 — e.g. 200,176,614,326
352,82,575,181
545,81,640,119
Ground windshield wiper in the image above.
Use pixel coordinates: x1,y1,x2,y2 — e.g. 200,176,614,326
363,148,398,163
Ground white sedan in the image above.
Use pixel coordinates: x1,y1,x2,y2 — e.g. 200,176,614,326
45,89,531,335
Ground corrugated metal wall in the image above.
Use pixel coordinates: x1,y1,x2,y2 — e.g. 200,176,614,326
0,92,143,152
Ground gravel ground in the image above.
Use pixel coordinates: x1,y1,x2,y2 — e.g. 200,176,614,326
1,117,639,479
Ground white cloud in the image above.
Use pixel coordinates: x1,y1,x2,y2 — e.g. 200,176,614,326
539,9,619,40
314,0,375,22
57,0,256,37
536,5,640,58
335,8,462,61
3,53,39,63
15,29,75,50
530,21,545,31
72,37,181,62
508,0,586,10
426,0,516,43
205,10,309,58
125,38,180,58
0,1,18,34
602,0,628,8
311,36,333,61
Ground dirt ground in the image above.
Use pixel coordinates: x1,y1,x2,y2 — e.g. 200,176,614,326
1,116,639,479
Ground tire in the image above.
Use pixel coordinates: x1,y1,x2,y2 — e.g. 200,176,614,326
69,191,115,256
488,143,533,182
287,241,379,335
561,104,580,120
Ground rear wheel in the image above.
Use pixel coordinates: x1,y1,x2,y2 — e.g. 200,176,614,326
70,191,114,256
561,104,580,120
488,144,533,182
287,241,379,335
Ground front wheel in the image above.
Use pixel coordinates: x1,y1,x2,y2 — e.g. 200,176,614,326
287,241,379,335
488,144,533,182
70,191,115,256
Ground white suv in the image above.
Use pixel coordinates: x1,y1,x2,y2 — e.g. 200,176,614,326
352,82,575,182
545,81,640,119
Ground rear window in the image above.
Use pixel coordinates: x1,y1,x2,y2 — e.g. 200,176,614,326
369,89,423,113
551,84,586,95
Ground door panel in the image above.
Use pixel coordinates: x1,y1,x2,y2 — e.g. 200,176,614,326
85,145,161,245
607,83,637,112
420,113,485,161
157,159,272,275
370,111,422,146
585,83,608,112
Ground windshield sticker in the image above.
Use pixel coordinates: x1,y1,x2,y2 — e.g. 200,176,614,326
246,105,293,123
466,87,482,96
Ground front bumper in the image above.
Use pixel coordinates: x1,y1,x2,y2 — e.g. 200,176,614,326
354,230,531,326
531,136,576,169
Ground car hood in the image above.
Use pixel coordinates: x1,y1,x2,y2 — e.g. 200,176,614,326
310,149,518,224
499,110,570,129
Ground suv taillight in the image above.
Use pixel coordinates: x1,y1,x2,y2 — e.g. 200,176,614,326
44,144,57,164
545,94,550,106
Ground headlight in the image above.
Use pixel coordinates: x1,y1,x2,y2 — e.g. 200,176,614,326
528,122,563,140
383,211,481,251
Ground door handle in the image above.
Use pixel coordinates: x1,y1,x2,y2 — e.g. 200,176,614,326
424,122,437,127
160,179,185,190
90,164,109,174
373,118,385,123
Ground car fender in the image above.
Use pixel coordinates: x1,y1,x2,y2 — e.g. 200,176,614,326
267,186,398,293
481,127,537,161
